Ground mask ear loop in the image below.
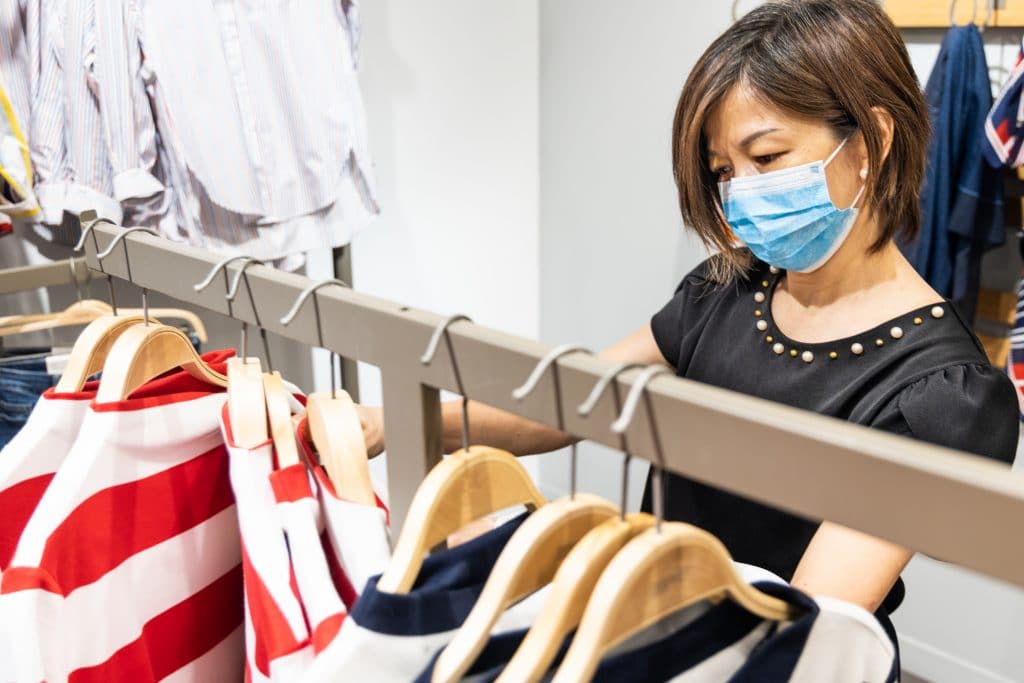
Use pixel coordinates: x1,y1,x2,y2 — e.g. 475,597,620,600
823,134,868,211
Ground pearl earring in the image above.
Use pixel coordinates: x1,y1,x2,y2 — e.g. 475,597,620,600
859,168,868,179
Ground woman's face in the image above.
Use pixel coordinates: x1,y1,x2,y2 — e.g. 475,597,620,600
704,84,866,211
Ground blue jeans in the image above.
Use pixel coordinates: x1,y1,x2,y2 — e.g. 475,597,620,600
0,356,58,449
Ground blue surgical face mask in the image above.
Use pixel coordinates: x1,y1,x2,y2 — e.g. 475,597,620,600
718,136,865,273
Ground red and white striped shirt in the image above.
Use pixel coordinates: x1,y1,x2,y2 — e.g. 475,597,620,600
0,353,244,682
221,404,313,683
268,420,390,657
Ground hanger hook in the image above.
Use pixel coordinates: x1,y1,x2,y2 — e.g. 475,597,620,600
421,314,475,452
513,344,591,499
193,254,255,294
731,0,742,22
75,210,121,313
194,255,269,366
578,362,645,518
95,226,160,325
611,365,674,531
280,278,350,397
949,0,980,26
230,259,271,371
982,0,993,30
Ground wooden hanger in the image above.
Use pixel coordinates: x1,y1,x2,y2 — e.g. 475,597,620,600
431,493,618,683
551,365,798,683
497,513,654,683
263,370,300,467
377,313,549,595
0,299,208,341
305,387,376,505
93,228,226,403
277,277,376,502
53,314,146,393
431,344,604,683
95,322,227,402
550,522,799,683
497,360,654,683
376,446,548,594
222,357,267,449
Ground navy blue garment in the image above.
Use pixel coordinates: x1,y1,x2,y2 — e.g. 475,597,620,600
904,25,1004,324
351,512,530,637
0,355,59,448
414,582,897,683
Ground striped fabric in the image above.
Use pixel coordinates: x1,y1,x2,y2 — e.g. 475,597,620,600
221,406,314,683
0,383,96,572
0,350,232,573
1007,278,1024,420
0,353,244,682
268,421,390,659
297,419,390,603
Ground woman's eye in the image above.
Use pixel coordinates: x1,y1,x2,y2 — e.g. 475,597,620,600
754,153,782,165
713,167,733,181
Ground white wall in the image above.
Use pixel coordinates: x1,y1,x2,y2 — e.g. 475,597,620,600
343,0,542,487
536,0,717,506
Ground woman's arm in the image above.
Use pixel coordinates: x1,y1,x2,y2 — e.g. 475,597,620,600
358,323,669,456
790,521,913,612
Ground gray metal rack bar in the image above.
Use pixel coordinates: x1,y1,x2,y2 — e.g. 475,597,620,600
75,221,1024,590
0,258,90,296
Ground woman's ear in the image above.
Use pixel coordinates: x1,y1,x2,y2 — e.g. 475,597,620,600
869,105,895,165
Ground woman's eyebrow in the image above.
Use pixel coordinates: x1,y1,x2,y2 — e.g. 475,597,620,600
706,127,781,159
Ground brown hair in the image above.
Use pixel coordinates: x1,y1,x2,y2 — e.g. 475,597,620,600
672,0,929,283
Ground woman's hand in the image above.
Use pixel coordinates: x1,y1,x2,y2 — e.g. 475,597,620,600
356,404,385,457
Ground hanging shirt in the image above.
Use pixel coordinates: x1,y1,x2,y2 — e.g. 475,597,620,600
419,580,895,683
222,405,314,683
136,0,379,264
300,512,549,683
0,384,95,572
270,422,390,657
410,563,787,683
0,349,233,572
904,24,1005,323
0,353,244,682
984,37,1024,168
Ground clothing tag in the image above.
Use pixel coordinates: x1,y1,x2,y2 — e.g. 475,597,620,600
46,353,71,376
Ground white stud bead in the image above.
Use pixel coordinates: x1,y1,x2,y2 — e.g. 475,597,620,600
890,326,903,340
931,306,945,319
756,320,768,331
754,292,766,303
769,266,780,274
773,343,785,355
851,342,864,355
801,351,814,363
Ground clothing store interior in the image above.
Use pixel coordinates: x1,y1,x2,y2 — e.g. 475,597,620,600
2,1,1024,681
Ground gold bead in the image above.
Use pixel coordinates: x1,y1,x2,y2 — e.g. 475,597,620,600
766,335,774,343
754,310,762,317
875,338,884,347
762,280,770,288
913,317,923,325
829,351,838,359
790,349,798,357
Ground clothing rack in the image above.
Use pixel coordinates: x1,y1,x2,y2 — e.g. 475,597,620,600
0,258,89,296
30,220,1024,593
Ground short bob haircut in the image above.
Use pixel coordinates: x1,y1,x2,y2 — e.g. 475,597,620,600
672,0,929,283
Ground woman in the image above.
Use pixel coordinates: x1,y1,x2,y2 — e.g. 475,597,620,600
358,0,1018,653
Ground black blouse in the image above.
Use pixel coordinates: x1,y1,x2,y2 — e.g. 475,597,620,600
647,254,1019,613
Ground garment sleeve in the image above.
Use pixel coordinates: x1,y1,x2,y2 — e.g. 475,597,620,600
650,257,724,369
872,363,1019,464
